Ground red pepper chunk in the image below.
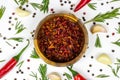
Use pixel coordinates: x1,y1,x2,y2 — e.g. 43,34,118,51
0,58,17,78
74,0,91,12
74,74,86,80
0,39,30,79
67,67,86,80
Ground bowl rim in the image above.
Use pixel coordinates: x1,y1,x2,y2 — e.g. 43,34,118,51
34,13,88,67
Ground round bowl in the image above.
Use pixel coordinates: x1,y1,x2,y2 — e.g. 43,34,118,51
34,13,88,67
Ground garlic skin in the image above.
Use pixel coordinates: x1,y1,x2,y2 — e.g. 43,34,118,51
91,24,107,34
15,8,31,17
47,72,61,80
97,53,112,65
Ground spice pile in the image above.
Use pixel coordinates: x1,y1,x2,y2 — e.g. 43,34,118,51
37,16,85,62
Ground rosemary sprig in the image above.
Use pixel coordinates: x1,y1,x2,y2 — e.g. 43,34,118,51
110,0,120,3
112,39,120,47
38,64,48,80
14,0,28,7
0,6,6,19
30,0,49,13
96,74,109,78
15,21,26,34
8,37,24,42
85,8,120,24
30,48,39,59
0,60,5,62
88,3,97,10
29,71,38,80
95,34,102,48
115,25,120,34
16,60,24,69
63,72,72,80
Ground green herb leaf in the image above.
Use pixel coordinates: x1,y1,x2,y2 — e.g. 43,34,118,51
112,39,120,47
95,34,102,48
16,60,24,69
108,65,120,78
0,6,6,19
29,71,38,80
63,72,72,80
85,8,120,24
96,74,109,78
110,0,120,3
15,21,26,34
116,58,120,63
88,3,97,10
14,0,28,7
0,60,5,62
8,37,24,42
38,64,48,80
5,41,13,47
115,25,120,34
30,0,49,13
30,48,39,59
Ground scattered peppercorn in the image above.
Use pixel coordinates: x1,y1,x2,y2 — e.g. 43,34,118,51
99,69,103,72
111,7,114,9
101,3,104,5
91,56,94,59
106,35,109,38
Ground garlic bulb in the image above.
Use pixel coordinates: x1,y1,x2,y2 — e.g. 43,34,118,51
15,8,31,17
47,72,61,80
91,24,107,34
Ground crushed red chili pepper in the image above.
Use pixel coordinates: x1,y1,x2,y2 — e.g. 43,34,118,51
37,16,85,62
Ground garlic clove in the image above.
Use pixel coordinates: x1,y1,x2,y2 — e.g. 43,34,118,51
15,7,31,17
91,24,107,34
47,72,61,80
97,53,112,65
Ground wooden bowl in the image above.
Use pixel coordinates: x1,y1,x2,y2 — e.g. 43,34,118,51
34,13,88,67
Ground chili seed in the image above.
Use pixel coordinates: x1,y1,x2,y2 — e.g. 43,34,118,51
27,59,30,62
112,33,115,36
12,12,15,15
83,12,86,15
60,0,62,2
